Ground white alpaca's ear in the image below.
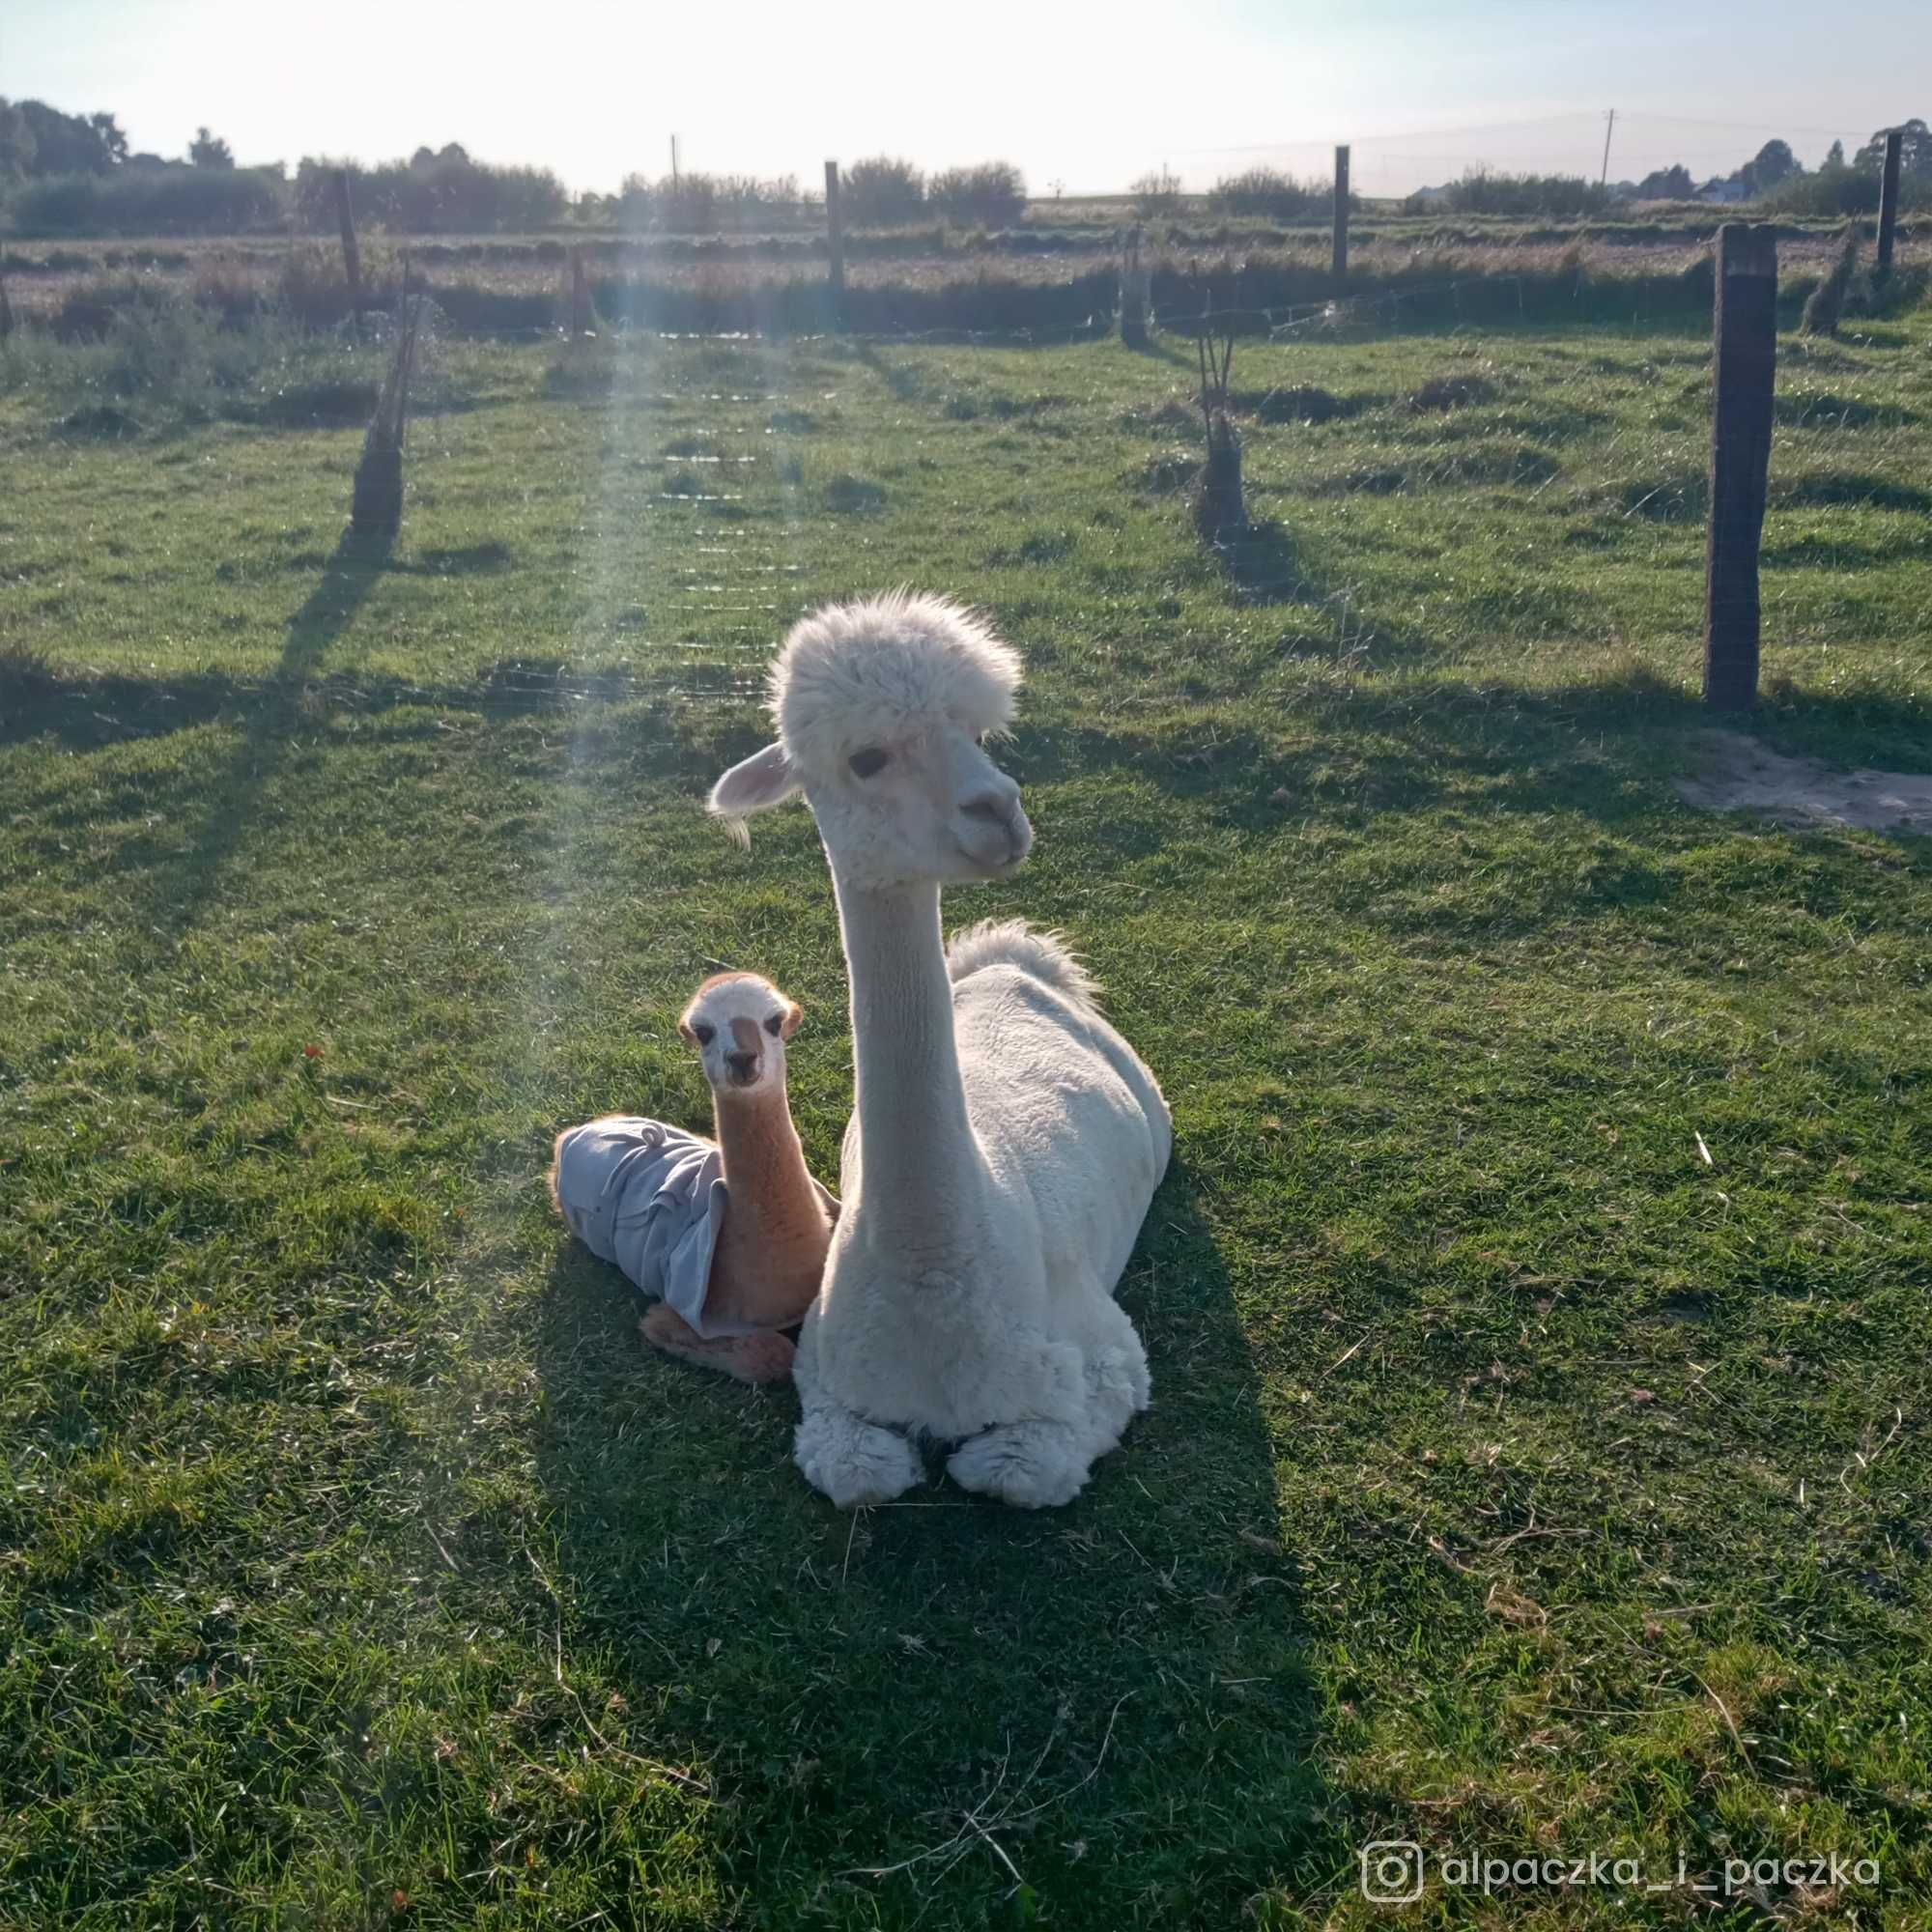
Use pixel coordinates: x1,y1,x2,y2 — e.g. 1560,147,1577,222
781,1000,803,1039
708,742,799,847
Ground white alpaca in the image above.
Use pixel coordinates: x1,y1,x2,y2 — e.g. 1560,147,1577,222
709,592,1172,1508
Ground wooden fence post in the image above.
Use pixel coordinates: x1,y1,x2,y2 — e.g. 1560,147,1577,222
824,160,845,330
569,245,590,334
1875,128,1903,275
333,168,362,312
1332,145,1350,286
1704,222,1777,712
1120,224,1150,348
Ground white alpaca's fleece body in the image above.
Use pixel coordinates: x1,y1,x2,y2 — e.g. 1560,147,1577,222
799,923,1169,1471
708,592,1172,1509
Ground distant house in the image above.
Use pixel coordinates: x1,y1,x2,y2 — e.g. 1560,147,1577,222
1698,178,1749,205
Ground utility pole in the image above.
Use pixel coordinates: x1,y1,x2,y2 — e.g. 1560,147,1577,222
1600,108,1616,188
670,134,680,187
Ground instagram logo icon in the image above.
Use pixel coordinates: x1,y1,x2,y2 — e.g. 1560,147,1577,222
1359,1840,1426,1904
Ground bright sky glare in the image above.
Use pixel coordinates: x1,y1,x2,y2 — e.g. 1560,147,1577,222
7,0,1927,197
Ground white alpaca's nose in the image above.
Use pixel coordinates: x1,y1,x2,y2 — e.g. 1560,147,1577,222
959,781,1031,869
960,768,1022,827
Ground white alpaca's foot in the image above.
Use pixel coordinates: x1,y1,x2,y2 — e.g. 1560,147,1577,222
947,1421,1091,1509
1083,1343,1151,1455
795,1405,922,1508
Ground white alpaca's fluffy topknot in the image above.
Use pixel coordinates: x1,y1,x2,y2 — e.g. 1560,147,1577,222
768,591,1021,778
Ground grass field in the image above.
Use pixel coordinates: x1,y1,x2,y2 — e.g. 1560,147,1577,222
3,298,1930,1927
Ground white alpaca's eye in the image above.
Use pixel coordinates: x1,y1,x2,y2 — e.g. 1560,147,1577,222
848,748,890,779
692,1023,715,1046
763,1013,782,1036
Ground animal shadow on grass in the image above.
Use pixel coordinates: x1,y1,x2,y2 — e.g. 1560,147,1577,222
531,1161,1333,1921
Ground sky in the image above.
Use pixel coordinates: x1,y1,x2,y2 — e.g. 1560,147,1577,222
6,0,1927,197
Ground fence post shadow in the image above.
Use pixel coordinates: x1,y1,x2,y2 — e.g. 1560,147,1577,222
128,523,394,940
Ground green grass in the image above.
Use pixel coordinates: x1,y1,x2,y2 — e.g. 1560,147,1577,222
2,305,1929,1929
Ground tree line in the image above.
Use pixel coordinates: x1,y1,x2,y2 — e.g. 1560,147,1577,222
0,99,1032,238
2,94,1925,237
1626,124,1929,213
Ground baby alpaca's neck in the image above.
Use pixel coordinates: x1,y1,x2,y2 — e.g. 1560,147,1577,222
712,1085,825,1246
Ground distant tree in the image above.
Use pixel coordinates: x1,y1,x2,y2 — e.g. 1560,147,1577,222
1633,163,1695,200
928,161,1026,226
842,156,925,224
189,127,235,169
1741,138,1799,193
1410,168,1607,217
410,145,437,170
1855,118,1931,179
294,151,567,233
1131,166,1182,214
0,98,36,180
1209,166,1328,218
16,99,118,173
87,110,128,164
1825,138,1846,167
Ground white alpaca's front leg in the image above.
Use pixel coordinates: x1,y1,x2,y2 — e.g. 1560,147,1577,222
948,1316,1150,1508
946,1419,1093,1508
1082,1301,1152,1454
791,1319,922,1508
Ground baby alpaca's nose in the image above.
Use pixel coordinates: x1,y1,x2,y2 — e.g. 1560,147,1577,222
725,1048,759,1082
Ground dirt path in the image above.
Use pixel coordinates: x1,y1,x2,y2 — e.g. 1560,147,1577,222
1677,730,1932,836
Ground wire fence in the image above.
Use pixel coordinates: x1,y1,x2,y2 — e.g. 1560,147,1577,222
6,251,1922,727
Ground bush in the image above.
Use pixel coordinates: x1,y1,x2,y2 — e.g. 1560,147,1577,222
842,156,925,225
1207,168,1329,219
293,153,567,235
1131,167,1182,216
1757,165,1929,218
928,162,1027,226
616,172,803,233
6,165,288,236
1406,170,1608,218
4,290,417,433
1802,225,1861,336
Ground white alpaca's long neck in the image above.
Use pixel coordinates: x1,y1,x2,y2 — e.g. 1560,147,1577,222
834,873,976,1233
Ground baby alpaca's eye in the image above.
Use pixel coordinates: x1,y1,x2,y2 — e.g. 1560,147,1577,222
692,1023,715,1046
763,1013,783,1037
848,747,890,779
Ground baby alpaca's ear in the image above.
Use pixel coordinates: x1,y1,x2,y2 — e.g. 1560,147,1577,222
708,742,798,846
781,1000,803,1039
676,1009,697,1041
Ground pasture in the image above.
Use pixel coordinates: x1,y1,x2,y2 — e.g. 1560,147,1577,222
3,298,1930,1927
